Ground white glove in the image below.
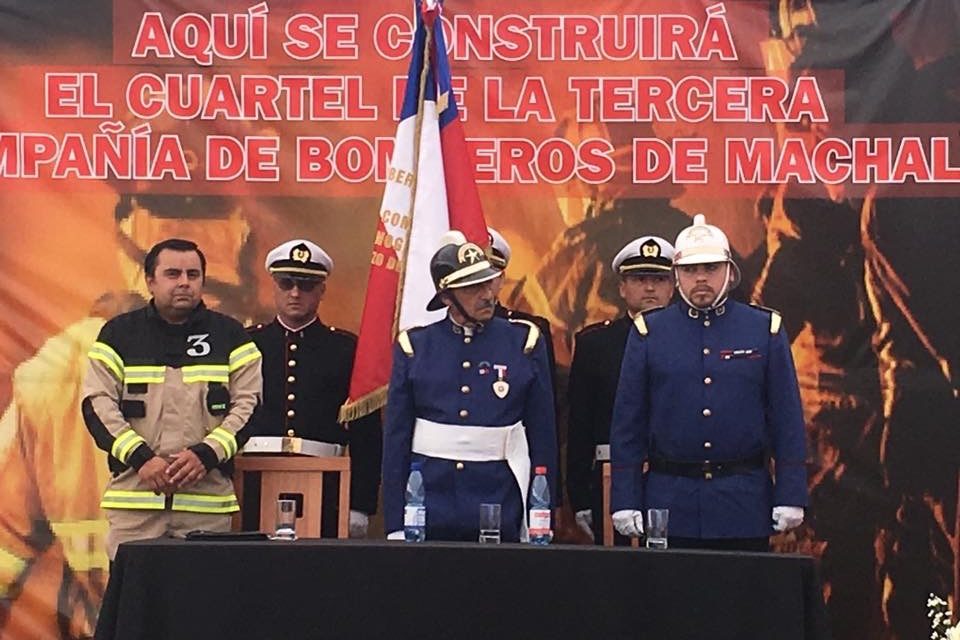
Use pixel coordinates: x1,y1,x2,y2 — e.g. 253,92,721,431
386,530,405,541
612,510,644,537
574,509,594,538
349,510,369,538
772,506,804,532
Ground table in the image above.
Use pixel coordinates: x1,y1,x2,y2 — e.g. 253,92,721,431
96,538,830,640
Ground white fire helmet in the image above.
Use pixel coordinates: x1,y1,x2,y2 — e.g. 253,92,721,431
673,214,733,266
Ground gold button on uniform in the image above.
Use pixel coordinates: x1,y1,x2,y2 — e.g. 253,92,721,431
288,359,297,367
289,343,298,351
459,409,469,418
464,337,472,344
287,393,295,401
703,348,710,355
704,441,713,449
705,472,713,480
456,462,464,470
703,320,711,327
704,377,712,385
702,408,712,417
286,409,295,418
462,361,471,369
287,375,296,383
461,385,470,393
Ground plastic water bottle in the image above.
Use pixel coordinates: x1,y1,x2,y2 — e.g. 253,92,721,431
404,462,426,542
528,466,551,545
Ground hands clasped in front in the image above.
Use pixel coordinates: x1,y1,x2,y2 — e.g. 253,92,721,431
137,450,209,495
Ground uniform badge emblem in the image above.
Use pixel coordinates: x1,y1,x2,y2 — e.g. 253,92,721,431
291,244,311,263
492,364,509,398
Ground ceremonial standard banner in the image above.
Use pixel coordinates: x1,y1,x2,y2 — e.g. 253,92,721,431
340,0,488,421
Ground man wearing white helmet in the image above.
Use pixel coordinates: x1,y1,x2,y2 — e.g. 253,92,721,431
567,236,675,544
609,215,808,550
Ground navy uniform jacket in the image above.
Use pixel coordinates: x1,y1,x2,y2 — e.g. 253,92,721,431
566,316,631,538
610,300,808,539
246,319,382,515
382,315,557,541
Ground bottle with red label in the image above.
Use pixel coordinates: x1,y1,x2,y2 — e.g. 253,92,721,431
528,466,551,545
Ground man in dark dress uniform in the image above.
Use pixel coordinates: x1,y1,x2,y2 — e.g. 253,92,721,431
566,236,675,544
246,240,382,537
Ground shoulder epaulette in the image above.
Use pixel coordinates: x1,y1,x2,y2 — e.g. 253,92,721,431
632,306,666,337
633,314,648,336
508,318,540,354
750,303,783,334
397,330,415,356
328,326,358,340
576,319,612,339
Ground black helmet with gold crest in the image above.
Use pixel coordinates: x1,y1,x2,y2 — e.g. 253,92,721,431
426,231,502,311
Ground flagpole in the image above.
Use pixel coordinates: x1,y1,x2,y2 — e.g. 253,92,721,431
391,8,435,338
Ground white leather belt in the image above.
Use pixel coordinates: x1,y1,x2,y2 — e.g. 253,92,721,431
412,418,531,540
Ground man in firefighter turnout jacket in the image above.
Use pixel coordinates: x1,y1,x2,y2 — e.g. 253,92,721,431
82,238,262,558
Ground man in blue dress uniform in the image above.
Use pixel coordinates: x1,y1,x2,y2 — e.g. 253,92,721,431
382,232,558,542
610,215,808,550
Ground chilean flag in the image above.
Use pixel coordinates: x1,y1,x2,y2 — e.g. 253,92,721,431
340,0,487,421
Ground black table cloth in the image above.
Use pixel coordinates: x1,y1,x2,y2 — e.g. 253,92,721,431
96,538,829,640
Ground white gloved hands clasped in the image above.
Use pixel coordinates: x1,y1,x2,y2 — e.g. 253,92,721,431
386,530,405,541
574,509,594,538
612,509,644,537
349,510,369,538
772,506,804,532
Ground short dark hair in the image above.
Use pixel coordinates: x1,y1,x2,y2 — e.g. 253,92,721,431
144,238,207,279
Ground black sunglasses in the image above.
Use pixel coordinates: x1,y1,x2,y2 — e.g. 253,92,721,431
274,276,323,292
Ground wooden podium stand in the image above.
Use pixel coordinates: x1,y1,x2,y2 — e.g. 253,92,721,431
233,455,351,538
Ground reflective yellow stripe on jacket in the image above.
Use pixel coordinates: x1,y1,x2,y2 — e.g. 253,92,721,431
100,490,166,510
229,341,261,372
88,341,124,380
49,519,110,572
123,365,166,384
207,425,238,458
182,364,229,384
172,493,240,513
111,428,147,464
101,491,240,514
